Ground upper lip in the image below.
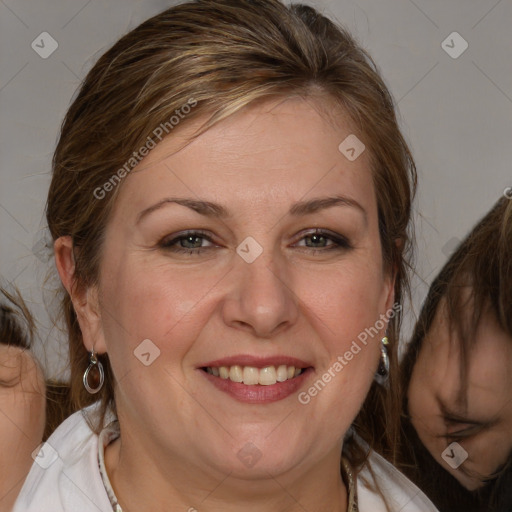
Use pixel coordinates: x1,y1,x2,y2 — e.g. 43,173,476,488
199,355,312,369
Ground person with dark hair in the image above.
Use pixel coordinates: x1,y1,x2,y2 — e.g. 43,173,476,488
0,288,46,511
14,1,438,510
398,196,512,512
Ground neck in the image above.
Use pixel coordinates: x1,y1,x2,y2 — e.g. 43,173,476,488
104,428,348,512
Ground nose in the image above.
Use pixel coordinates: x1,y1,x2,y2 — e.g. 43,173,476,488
221,249,299,339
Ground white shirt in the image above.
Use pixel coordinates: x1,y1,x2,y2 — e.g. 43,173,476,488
13,407,439,512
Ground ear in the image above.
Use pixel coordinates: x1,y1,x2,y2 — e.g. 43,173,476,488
384,268,396,313
380,256,398,333
54,236,107,354
384,236,406,311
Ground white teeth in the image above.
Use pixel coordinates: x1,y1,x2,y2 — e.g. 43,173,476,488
259,366,277,386
205,364,304,385
229,365,243,383
243,366,259,385
276,365,288,382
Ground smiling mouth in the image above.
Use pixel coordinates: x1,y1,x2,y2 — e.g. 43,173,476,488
202,365,305,386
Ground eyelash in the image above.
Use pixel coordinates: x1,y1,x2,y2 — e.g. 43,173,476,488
293,229,352,253
159,229,352,255
0,378,20,388
160,230,215,255
443,423,484,441
0,370,21,388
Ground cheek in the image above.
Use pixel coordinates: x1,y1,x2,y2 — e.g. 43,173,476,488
297,260,389,342
99,257,223,366
408,343,446,425
462,430,512,477
20,366,46,440
408,371,440,440
0,380,45,470
292,262,387,405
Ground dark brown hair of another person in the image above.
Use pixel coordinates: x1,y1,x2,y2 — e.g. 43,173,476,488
397,196,512,512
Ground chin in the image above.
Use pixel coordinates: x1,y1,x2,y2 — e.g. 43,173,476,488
210,437,306,479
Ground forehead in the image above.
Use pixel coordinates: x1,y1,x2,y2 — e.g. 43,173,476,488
114,97,377,217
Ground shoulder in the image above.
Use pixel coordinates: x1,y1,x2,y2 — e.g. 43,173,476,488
357,450,439,512
12,406,113,512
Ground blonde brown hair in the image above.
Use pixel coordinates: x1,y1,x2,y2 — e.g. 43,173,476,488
47,0,416,470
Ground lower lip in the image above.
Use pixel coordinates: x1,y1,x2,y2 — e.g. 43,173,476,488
200,368,313,404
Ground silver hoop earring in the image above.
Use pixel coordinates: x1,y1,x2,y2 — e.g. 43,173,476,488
83,348,105,394
374,336,390,386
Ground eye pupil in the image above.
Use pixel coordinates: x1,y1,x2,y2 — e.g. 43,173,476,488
181,235,203,248
306,234,327,247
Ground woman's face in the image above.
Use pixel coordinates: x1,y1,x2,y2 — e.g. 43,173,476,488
82,97,394,480
408,299,512,490
0,345,45,509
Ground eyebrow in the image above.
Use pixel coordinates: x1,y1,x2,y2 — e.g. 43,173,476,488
437,396,471,422
136,195,367,225
289,196,366,220
136,198,227,224
436,396,492,427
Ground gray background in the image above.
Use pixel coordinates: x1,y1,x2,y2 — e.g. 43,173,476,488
0,0,510,378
